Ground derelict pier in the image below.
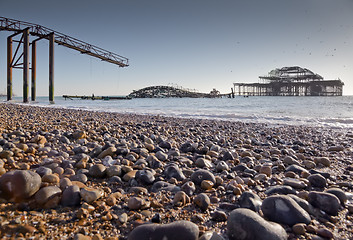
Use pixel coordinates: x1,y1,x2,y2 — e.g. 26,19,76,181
234,66,344,96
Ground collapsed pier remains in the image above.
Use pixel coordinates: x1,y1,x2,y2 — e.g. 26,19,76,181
234,66,344,96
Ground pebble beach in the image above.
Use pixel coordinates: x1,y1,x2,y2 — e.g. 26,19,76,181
0,102,353,240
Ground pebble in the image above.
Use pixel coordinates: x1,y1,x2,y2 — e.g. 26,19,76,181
227,208,287,240
173,191,190,207
181,181,196,196
308,191,341,215
61,185,81,207
135,169,155,185
313,157,331,167
128,220,199,240
308,174,327,188
265,185,296,196
80,187,103,203
191,169,216,185
194,193,211,211
292,223,307,235
261,195,311,226
151,181,180,193
128,196,145,210
239,191,262,212
200,231,225,240
89,164,106,178
325,188,347,205
34,186,62,208
0,170,41,202
164,163,185,181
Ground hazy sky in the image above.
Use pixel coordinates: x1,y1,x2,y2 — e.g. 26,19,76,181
0,0,352,96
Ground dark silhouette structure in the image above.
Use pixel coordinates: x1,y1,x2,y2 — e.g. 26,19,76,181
234,66,344,96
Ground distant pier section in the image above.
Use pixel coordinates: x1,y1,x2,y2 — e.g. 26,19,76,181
234,66,344,96
128,85,229,98
63,95,131,100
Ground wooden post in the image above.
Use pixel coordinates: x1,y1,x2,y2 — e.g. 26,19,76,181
23,28,29,103
31,41,36,101
7,36,12,101
49,32,54,103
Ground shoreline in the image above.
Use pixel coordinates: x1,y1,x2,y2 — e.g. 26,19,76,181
0,102,352,239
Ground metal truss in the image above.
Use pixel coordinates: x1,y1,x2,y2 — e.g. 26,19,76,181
0,16,129,67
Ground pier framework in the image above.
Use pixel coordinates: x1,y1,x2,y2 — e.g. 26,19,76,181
234,66,344,96
0,16,129,103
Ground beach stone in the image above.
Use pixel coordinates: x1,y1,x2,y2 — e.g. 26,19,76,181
327,146,344,152
72,131,86,140
200,232,224,240
42,173,60,184
227,208,287,240
303,160,316,169
36,166,52,177
259,165,272,177
211,210,227,222
173,191,190,207
191,169,216,185
308,174,327,188
122,170,137,182
70,173,88,183
239,191,262,212
60,177,73,190
181,181,196,196
164,163,185,181
97,146,116,159
135,169,155,185
196,158,213,168
128,220,199,240
61,185,81,207
128,196,145,210
325,188,347,205
180,142,196,153
308,191,340,215
309,169,330,178
283,177,307,189
155,151,168,161
80,187,103,203
32,135,47,145
313,157,331,167
261,195,311,226
201,180,214,190
317,228,334,239
0,170,41,202
151,181,180,193
34,186,62,208
287,194,315,214
194,193,210,211
89,164,106,178
265,185,296,196
106,165,122,177
292,223,307,235
283,156,300,165
285,165,308,175
216,161,229,172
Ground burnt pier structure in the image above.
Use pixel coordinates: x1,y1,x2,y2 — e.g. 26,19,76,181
234,66,344,96
0,17,129,103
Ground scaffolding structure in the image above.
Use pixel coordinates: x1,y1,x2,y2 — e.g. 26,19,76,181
0,16,129,103
234,66,344,96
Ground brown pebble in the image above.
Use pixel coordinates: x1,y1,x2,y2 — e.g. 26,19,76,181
317,227,334,239
292,223,306,235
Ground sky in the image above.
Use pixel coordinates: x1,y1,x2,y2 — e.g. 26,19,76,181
0,0,352,96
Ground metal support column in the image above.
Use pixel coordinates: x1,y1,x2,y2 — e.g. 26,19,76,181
31,41,36,101
7,36,12,101
23,28,29,103
49,32,54,103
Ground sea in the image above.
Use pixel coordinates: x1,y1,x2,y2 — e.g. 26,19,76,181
2,96,353,130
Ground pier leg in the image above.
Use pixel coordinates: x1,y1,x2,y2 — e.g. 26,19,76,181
23,28,29,103
7,36,12,101
31,41,36,101
49,33,54,103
